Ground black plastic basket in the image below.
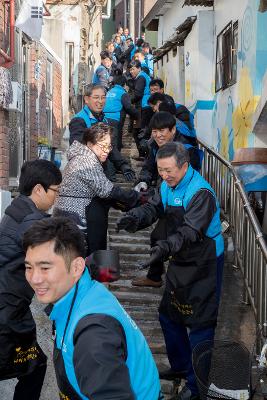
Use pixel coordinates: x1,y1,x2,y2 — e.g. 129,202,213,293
192,340,252,400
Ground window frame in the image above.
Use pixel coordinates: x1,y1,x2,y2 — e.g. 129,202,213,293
215,21,238,92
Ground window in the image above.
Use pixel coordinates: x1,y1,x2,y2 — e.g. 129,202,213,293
215,21,238,92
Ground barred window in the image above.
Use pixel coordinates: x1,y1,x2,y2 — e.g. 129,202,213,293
215,21,238,92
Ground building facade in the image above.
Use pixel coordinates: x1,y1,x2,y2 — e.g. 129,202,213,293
144,0,267,160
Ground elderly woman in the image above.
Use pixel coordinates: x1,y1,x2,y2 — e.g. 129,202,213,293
54,123,139,255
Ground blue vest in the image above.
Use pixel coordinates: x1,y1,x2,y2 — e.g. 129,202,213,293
160,165,224,256
50,268,161,400
103,85,125,121
130,45,137,60
145,54,153,76
92,65,110,85
73,105,108,127
175,103,196,138
137,70,151,108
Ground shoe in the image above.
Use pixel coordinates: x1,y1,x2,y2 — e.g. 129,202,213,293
170,386,200,400
131,277,163,288
159,368,187,381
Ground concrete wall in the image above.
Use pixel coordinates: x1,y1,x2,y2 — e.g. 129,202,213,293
184,10,215,147
154,46,185,104
154,0,267,160
157,0,205,47
42,4,81,126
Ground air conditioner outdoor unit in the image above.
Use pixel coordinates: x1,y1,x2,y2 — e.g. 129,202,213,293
9,81,22,112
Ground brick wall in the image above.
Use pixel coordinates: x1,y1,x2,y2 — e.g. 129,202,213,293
28,43,62,160
0,110,9,189
52,61,62,149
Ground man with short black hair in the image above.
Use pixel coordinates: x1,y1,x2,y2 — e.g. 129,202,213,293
23,217,162,400
117,142,224,400
92,51,113,89
0,159,62,399
133,111,203,288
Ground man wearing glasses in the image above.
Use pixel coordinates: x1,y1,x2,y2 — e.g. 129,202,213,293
69,83,135,182
0,160,62,399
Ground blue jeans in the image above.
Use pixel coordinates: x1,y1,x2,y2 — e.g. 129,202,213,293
159,254,224,395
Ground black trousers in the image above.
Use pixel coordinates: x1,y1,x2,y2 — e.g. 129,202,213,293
14,364,47,400
141,107,154,129
0,305,47,400
147,218,166,282
85,197,110,256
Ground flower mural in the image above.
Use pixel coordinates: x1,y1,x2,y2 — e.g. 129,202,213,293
232,67,259,150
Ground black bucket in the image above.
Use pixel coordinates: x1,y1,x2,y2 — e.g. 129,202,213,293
85,249,120,283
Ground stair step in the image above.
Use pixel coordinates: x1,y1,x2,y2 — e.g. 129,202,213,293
109,242,150,254
109,233,150,244
114,290,162,305
109,279,164,294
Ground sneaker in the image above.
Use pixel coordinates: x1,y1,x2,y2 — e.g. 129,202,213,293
159,368,187,381
131,277,163,288
170,386,200,400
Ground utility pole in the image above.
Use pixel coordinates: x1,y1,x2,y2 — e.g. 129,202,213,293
129,0,135,41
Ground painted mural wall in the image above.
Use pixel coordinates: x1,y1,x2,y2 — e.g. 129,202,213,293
154,0,267,160
154,47,185,105
211,0,267,160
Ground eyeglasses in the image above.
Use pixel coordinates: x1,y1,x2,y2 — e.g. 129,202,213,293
48,186,59,193
96,142,113,153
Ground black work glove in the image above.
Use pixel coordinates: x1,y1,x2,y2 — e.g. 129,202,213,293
121,165,136,182
116,214,139,233
137,129,146,141
139,139,149,156
139,240,170,269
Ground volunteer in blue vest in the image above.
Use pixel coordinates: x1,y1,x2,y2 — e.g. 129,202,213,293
142,42,154,77
24,217,162,400
104,73,139,151
148,93,201,170
133,50,150,76
117,142,224,400
113,35,123,66
105,42,117,64
132,112,201,289
121,37,135,65
69,83,135,182
92,51,113,90
129,60,151,159
148,79,195,137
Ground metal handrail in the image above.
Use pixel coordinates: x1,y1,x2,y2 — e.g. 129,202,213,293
198,139,267,349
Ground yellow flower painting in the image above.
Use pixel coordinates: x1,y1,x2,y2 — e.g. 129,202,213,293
232,67,259,150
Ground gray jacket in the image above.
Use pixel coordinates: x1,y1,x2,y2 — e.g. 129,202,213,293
54,141,113,224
